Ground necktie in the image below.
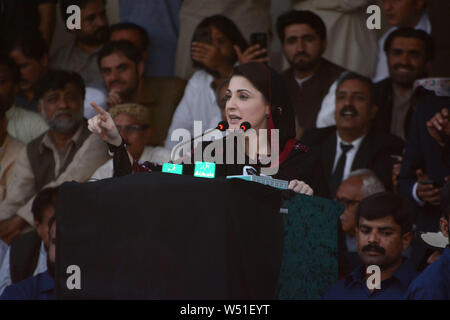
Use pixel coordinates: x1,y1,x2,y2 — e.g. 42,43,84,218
330,143,354,197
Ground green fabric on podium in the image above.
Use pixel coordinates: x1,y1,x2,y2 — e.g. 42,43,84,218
276,194,344,299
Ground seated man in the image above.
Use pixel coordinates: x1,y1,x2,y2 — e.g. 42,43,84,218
6,30,49,113
0,55,26,204
336,169,386,276
299,72,404,199
324,192,418,299
0,70,109,243
405,182,450,299
51,0,110,84
0,54,48,144
0,187,57,295
90,103,170,180
94,40,186,146
0,215,56,300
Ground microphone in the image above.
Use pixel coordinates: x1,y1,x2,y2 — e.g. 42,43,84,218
240,121,251,132
170,121,229,161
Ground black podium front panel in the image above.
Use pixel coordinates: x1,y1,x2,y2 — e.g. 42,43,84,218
55,172,284,299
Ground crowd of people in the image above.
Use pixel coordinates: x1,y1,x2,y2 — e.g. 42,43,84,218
0,0,449,300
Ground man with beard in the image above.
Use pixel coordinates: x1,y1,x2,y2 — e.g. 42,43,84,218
96,40,186,146
0,187,57,295
0,70,109,243
51,0,110,84
373,28,434,140
0,215,56,300
298,73,404,199
405,182,450,299
324,192,417,299
276,10,346,135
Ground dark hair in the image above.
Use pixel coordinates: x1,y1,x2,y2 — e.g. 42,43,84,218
276,10,326,42
110,22,149,51
384,27,435,62
5,29,47,61
97,40,143,67
356,192,414,234
34,69,86,100
191,15,248,71
32,187,59,224
0,53,20,84
60,0,107,23
336,71,375,104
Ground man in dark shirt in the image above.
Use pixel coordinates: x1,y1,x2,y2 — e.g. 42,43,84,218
405,182,450,299
324,192,418,299
276,10,346,135
0,215,55,300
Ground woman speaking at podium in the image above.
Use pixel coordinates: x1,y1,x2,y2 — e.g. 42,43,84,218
87,62,313,195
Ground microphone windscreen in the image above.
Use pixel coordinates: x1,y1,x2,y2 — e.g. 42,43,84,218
240,121,251,132
217,120,229,131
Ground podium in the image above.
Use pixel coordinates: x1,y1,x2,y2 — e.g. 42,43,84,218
55,172,284,299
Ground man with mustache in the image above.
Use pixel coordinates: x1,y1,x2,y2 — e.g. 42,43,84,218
373,28,434,140
324,192,418,299
276,10,346,135
298,72,404,199
50,0,110,84
0,70,109,243
373,0,430,82
97,40,185,146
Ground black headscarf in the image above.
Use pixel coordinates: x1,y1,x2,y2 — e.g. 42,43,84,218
229,62,298,164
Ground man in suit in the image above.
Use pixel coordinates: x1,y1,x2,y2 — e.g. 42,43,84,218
299,72,404,199
373,28,434,141
398,93,450,268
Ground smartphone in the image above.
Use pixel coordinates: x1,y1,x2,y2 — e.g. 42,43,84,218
250,32,268,59
193,27,211,44
419,179,434,185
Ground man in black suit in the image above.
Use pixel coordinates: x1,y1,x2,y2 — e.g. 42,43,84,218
398,94,450,268
299,72,404,199
373,28,434,141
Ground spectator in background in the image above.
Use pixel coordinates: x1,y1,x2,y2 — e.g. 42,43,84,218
373,0,430,82
405,182,450,299
324,192,417,300
336,169,386,276
118,0,182,77
90,104,170,180
0,70,109,243
173,0,271,80
51,0,110,84
0,54,48,145
0,0,56,48
291,0,378,78
0,215,56,300
373,28,434,140
165,15,251,150
298,73,403,199
277,10,346,137
5,30,49,113
0,187,57,296
397,82,450,269
96,41,186,146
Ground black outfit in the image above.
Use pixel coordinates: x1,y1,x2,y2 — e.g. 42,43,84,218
372,77,414,139
398,95,450,268
297,126,404,199
9,230,42,284
283,58,346,131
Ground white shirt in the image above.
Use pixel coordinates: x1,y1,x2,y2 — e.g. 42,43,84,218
164,70,222,150
90,146,171,180
372,12,431,83
0,241,47,296
332,133,366,182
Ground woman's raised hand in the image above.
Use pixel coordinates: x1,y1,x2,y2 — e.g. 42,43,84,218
87,102,122,146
